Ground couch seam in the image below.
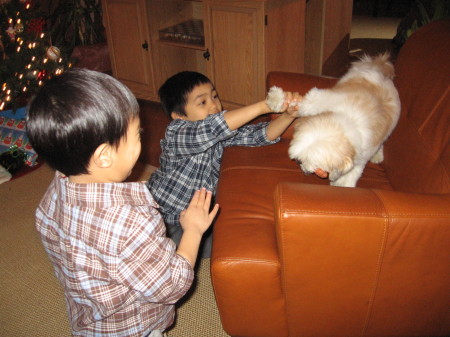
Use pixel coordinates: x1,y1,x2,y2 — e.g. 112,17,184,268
221,166,300,174
361,189,390,337
282,210,450,217
212,257,279,266
277,185,291,336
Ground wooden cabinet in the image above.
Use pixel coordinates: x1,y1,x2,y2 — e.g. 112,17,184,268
102,0,157,101
204,2,265,107
102,0,306,108
305,0,353,77
204,1,306,107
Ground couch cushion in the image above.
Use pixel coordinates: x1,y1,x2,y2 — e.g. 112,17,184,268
220,139,394,191
215,141,393,261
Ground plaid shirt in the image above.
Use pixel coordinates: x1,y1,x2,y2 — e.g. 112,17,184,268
148,111,278,226
35,172,194,336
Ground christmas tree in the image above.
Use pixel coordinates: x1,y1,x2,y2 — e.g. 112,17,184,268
0,0,72,112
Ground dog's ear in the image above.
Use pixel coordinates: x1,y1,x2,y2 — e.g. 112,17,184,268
378,51,391,61
384,62,395,79
376,52,395,79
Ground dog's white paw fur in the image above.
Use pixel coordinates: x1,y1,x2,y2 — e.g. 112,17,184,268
370,146,384,164
265,86,285,112
299,87,322,116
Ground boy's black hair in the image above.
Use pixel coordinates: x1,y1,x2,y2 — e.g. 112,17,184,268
26,68,139,176
158,71,212,119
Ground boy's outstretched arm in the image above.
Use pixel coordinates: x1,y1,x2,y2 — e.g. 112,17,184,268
223,101,271,131
223,92,301,134
176,188,219,265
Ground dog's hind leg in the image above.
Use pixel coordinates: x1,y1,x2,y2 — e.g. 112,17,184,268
370,145,384,164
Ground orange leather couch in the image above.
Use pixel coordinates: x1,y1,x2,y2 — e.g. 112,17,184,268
211,20,450,337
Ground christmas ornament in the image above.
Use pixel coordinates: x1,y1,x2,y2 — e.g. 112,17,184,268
46,45,60,61
6,26,16,41
14,22,24,33
37,69,47,80
26,70,36,79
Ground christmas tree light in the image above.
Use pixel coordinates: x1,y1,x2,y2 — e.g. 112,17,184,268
0,0,73,112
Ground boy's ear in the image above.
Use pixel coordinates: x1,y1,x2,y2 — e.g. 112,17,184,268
171,111,185,120
92,143,113,168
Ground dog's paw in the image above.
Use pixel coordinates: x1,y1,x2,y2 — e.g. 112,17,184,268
265,86,285,112
330,176,356,188
370,146,384,164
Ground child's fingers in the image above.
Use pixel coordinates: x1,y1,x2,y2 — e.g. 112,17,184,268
189,189,201,207
209,203,220,222
292,92,301,100
284,91,292,101
189,188,214,210
202,190,213,210
281,92,302,111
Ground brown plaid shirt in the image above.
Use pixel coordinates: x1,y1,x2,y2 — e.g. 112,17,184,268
36,172,194,336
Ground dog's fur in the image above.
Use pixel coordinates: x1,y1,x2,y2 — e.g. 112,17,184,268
266,53,401,187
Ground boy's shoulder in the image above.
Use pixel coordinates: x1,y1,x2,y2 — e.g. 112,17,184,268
45,172,156,209
166,112,230,135
38,174,164,251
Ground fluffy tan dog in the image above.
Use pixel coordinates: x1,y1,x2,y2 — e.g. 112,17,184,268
266,53,401,187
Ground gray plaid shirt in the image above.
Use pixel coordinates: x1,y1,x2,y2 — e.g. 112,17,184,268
147,111,278,226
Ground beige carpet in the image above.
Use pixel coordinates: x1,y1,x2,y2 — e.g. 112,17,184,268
0,162,229,337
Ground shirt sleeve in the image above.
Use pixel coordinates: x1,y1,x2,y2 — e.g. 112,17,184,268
223,121,279,147
117,208,194,304
165,111,236,156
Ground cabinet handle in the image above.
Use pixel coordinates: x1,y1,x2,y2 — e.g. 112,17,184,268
142,40,149,51
203,49,210,61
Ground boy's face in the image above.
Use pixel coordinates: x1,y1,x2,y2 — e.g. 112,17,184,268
110,117,142,182
172,82,222,121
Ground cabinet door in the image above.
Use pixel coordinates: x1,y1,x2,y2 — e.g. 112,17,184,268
102,0,156,100
305,0,352,76
204,1,265,108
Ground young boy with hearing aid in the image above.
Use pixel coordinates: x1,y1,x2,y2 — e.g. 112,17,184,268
26,68,218,337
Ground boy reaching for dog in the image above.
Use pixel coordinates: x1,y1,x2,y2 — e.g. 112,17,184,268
147,71,301,258
26,69,218,337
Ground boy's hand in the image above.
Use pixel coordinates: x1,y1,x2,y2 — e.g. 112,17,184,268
282,91,302,117
180,188,219,236
177,188,219,264
265,86,301,116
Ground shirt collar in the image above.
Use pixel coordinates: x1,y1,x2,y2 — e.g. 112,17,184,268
54,171,157,208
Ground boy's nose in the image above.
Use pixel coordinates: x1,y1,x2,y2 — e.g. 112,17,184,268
209,104,220,114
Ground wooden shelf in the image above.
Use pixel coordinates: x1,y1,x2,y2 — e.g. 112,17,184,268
157,39,205,50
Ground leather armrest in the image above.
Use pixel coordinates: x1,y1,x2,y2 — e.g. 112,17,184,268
273,182,450,336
